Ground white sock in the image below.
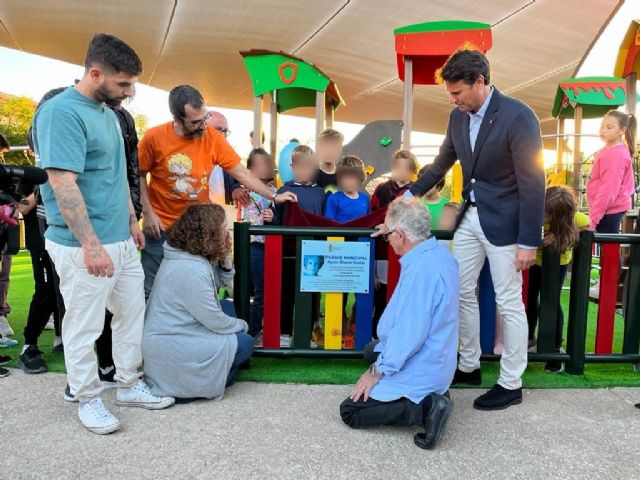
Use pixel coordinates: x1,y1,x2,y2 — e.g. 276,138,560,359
21,344,32,355
53,337,63,347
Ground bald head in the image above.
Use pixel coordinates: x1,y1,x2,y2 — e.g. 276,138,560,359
207,110,228,130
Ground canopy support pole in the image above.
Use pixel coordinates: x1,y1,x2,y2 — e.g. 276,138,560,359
270,91,278,158
402,57,413,149
626,72,637,117
253,95,263,149
315,91,325,140
325,103,334,129
572,105,582,193
556,117,565,172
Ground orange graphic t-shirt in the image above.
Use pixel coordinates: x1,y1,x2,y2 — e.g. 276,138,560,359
138,123,240,229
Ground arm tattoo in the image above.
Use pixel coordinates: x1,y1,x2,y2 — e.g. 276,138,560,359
46,169,100,249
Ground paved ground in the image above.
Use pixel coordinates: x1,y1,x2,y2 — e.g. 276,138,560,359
2,369,640,480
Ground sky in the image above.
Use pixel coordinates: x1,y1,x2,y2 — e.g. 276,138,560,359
0,1,638,163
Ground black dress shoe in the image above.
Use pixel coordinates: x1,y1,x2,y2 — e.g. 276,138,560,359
0,354,11,365
473,384,522,410
414,393,454,450
451,368,482,386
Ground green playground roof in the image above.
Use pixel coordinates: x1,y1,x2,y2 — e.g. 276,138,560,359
552,76,628,119
240,50,344,113
393,20,491,35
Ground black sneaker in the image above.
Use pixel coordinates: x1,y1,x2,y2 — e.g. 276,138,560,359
414,393,454,450
473,384,522,411
99,366,117,389
63,383,77,402
17,345,48,374
544,360,564,373
0,366,9,377
52,343,64,354
0,354,11,365
451,368,482,386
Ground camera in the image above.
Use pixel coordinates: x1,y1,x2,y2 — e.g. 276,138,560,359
0,163,48,255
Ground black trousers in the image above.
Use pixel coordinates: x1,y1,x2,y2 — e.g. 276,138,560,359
526,263,568,350
371,283,387,338
23,247,64,346
339,340,431,429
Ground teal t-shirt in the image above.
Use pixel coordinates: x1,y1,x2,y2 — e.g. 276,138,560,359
34,87,130,247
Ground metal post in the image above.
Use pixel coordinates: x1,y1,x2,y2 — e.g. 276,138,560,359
623,242,640,359
325,103,334,128
538,247,562,353
269,91,278,158
625,72,637,117
556,117,565,172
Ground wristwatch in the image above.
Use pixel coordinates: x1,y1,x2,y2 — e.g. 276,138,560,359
368,363,384,379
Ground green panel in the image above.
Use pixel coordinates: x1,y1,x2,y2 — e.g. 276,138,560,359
293,236,313,349
394,20,490,34
277,87,316,113
242,54,330,97
565,231,593,375
233,222,251,322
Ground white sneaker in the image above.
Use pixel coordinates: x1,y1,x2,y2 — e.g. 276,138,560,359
78,398,120,435
116,378,175,410
280,334,292,348
254,332,263,348
0,316,13,337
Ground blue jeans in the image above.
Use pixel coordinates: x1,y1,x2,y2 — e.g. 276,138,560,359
141,231,166,300
226,332,254,388
596,212,624,234
249,243,265,337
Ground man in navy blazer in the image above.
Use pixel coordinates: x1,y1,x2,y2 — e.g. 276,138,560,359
408,50,545,410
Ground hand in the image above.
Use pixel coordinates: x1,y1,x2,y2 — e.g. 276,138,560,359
142,209,163,240
262,209,274,223
274,191,297,204
349,370,380,402
231,187,251,207
370,223,389,238
82,242,115,278
515,247,536,272
130,220,145,250
223,230,232,253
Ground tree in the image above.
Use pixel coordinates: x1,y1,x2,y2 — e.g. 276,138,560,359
0,95,36,165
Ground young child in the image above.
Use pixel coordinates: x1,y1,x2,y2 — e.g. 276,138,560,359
324,155,369,223
323,155,370,348
240,148,276,342
587,110,636,233
370,149,419,330
315,128,344,192
418,165,449,229
272,145,325,346
526,185,589,372
439,202,459,231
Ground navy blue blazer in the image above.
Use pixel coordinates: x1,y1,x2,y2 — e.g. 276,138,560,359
410,88,545,247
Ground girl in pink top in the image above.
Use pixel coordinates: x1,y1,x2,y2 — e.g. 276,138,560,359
586,110,636,233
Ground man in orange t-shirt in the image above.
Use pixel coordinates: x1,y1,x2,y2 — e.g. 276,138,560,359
139,85,296,298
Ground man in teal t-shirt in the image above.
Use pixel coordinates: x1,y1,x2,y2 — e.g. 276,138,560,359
33,33,174,436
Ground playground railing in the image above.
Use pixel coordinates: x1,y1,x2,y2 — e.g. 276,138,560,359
233,224,640,375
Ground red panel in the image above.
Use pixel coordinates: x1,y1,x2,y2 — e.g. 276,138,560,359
595,243,620,354
263,235,283,348
387,244,401,302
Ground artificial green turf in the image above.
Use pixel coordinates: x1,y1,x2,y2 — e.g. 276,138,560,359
4,251,640,388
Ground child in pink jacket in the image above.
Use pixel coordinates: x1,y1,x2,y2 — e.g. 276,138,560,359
587,110,636,233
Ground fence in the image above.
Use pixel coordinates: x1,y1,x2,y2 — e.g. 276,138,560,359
233,223,640,375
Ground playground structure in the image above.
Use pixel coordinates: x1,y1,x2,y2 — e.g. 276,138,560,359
240,49,344,157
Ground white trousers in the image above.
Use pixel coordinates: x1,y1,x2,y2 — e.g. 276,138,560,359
46,238,145,401
453,207,527,390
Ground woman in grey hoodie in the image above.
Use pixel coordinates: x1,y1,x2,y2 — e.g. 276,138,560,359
142,204,253,400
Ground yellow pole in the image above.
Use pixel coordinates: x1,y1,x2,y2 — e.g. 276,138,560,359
324,236,344,350
451,161,463,203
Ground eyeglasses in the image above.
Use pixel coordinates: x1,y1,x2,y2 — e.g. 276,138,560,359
381,229,396,242
214,126,231,138
180,111,211,129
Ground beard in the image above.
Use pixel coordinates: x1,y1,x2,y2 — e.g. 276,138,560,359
184,127,206,139
95,85,126,106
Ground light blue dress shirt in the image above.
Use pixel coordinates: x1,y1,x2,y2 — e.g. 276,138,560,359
468,87,494,202
371,237,459,403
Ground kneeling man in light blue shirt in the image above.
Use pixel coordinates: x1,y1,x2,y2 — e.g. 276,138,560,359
340,198,459,450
